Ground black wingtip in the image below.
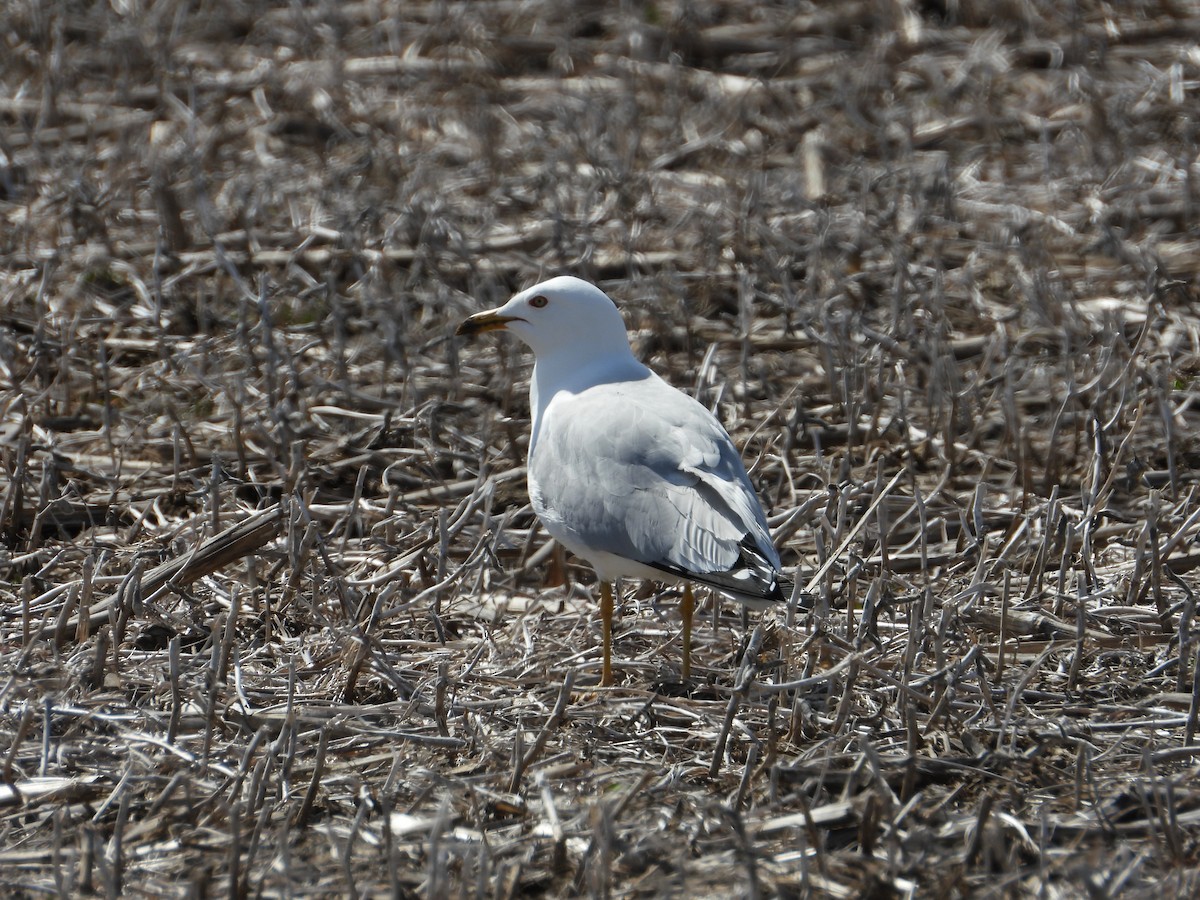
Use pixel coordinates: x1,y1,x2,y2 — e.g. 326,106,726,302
646,559,784,608
767,576,786,605
773,575,816,610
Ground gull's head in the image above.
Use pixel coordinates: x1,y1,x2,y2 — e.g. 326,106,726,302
456,276,632,361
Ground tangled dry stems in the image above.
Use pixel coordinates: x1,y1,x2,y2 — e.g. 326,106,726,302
3,1,1200,896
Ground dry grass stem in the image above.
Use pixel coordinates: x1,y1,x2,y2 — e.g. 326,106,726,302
4,1,1200,896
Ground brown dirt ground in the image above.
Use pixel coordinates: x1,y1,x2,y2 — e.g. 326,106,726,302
3,1,1200,897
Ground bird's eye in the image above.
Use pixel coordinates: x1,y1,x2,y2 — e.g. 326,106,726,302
529,295,548,308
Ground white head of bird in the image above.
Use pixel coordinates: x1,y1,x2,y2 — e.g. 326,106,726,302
456,276,636,369
456,276,652,442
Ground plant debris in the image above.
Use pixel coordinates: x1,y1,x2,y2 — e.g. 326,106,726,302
3,1,1200,896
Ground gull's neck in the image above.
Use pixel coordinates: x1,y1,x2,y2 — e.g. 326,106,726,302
529,343,649,453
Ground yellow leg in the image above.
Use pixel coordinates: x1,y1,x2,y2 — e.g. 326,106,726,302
600,582,614,686
681,585,694,681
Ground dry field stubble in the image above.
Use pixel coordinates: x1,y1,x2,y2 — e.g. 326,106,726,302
3,1,1200,896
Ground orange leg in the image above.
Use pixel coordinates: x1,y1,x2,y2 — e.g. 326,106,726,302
681,584,695,681
600,582,614,686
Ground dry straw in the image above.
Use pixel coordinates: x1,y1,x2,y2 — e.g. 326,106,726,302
2,0,1200,896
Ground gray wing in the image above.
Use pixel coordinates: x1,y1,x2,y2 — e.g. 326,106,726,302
529,373,781,604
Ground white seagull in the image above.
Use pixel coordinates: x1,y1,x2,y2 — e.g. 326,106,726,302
457,276,783,685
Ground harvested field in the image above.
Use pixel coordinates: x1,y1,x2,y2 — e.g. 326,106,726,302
4,0,1200,896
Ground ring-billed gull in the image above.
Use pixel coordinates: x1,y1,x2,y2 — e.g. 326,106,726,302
457,276,782,685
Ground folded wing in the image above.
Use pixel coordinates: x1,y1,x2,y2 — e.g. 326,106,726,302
529,373,782,605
